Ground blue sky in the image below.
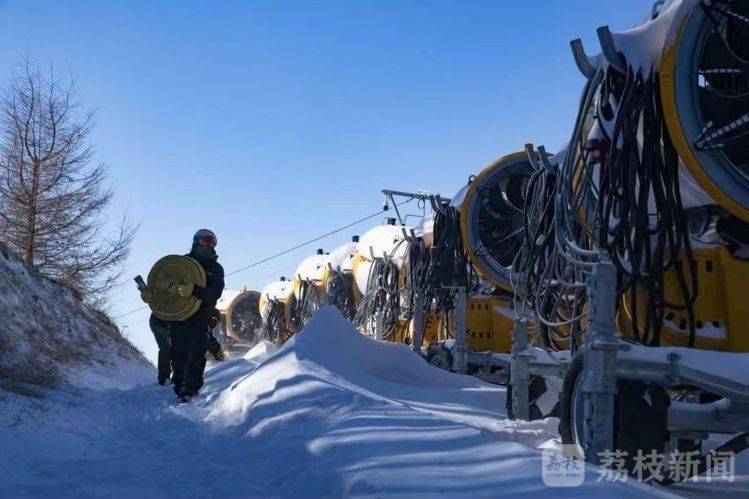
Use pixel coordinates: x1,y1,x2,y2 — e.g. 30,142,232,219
0,0,652,361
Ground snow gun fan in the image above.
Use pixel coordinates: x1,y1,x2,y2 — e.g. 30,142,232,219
661,0,749,222
216,289,263,345
259,278,294,346
146,255,206,321
459,152,534,291
287,250,330,333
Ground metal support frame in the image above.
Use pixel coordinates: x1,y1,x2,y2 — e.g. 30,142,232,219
451,288,468,374
411,291,426,352
381,188,452,226
510,319,532,421
582,256,620,465
375,308,384,342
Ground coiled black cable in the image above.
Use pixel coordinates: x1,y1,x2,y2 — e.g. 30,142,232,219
326,270,357,321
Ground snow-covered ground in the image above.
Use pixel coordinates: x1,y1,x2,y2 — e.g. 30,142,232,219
1,307,745,497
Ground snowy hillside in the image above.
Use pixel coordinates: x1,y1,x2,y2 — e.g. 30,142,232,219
0,242,151,397
1,307,678,497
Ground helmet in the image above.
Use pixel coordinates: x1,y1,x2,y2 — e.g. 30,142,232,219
193,229,217,248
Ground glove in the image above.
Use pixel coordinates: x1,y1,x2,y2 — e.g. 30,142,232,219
177,284,194,297
140,289,154,303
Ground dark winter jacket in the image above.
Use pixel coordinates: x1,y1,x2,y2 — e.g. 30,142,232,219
185,246,225,325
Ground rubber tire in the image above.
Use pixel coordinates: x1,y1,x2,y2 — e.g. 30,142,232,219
559,350,670,473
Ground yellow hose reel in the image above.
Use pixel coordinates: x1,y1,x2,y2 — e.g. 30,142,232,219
146,255,207,322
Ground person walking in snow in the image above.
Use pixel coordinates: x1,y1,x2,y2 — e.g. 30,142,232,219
169,229,225,401
138,229,225,401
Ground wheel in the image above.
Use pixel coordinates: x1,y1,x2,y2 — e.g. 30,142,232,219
559,350,670,472
426,343,453,371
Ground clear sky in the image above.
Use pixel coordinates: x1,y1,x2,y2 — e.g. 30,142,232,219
0,0,653,362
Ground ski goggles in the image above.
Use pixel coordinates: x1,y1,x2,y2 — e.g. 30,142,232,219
198,234,217,247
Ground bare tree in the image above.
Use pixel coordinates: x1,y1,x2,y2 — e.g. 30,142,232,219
0,55,135,302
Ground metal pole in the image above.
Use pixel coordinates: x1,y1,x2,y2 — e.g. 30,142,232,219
583,255,619,464
510,318,531,421
411,291,426,352
375,307,384,341
452,288,467,374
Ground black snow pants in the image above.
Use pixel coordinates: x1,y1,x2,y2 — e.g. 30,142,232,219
171,320,209,398
149,315,172,383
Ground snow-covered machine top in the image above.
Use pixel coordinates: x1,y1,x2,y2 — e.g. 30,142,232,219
355,224,411,266
216,289,243,313
260,279,293,302
412,215,434,246
294,253,331,282
327,241,358,272
353,223,413,296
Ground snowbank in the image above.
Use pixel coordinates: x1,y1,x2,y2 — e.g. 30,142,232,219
200,307,667,496
0,242,151,396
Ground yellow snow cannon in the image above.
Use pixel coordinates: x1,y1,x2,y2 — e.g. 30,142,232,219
453,152,538,354
259,278,294,346
352,219,413,341
458,152,535,292
141,255,206,322
215,287,263,345
287,249,332,333
660,0,749,223
557,0,749,352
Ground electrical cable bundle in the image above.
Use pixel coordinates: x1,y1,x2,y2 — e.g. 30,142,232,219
426,204,470,305
514,57,699,348
354,257,402,340
403,205,472,342
596,67,697,346
262,300,293,345
326,269,357,321
406,236,430,318
288,280,322,332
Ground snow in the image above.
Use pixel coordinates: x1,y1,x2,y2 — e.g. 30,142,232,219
242,339,278,362
0,242,150,396
1,306,711,497
215,288,243,313
413,214,435,239
260,279,292,302
357,224,411,267
294,252,331,282
328,241,358,272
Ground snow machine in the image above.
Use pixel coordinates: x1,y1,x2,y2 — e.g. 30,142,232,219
500,0,749,482
287,250,332,333
215,288,264,351
259,278,294,346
